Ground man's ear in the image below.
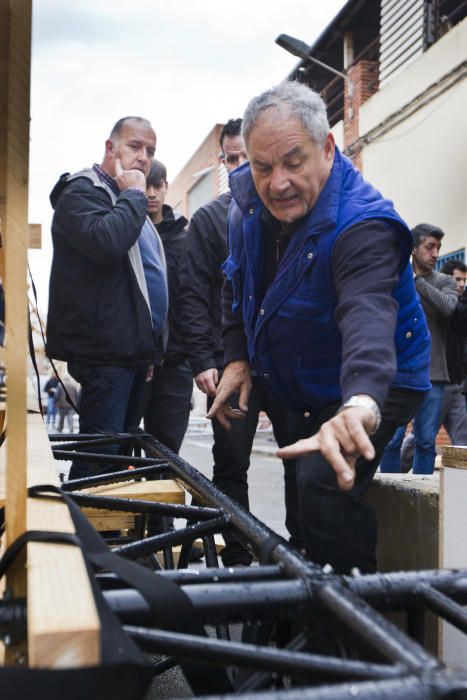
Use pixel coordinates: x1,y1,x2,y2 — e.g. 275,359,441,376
324,132,335,161
104,138,114,158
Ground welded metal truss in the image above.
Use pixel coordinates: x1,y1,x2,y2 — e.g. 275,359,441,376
48,430,467,699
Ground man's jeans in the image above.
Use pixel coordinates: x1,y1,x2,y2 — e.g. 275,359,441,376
289,387,425,575
441,383,467,445
209,375,302,567
380,382,446,475
143,361,192,453
68,362,147,480
142,360,193,537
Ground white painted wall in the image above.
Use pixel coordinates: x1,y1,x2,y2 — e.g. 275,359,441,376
331,119,344,150
360,18,467,254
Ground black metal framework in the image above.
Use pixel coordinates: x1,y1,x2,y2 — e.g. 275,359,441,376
47,431,467,698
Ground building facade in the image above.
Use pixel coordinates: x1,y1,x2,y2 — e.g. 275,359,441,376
167,123,228,219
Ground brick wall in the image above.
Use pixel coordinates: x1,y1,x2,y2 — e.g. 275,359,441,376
343,59,379,171
167,124,223,219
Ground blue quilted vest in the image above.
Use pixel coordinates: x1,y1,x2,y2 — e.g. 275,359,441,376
224,148,431,412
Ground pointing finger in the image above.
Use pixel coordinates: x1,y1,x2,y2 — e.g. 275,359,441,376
115,158,123,177
277,436,321,459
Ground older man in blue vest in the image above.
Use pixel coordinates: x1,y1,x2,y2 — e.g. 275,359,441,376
208,82,430,574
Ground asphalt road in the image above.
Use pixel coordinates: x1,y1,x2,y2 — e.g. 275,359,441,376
179,434,289,539
143,431,289,699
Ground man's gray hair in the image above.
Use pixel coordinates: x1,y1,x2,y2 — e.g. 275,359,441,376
242,81,330,147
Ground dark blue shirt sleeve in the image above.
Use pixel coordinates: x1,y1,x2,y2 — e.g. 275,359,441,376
332,219,402,408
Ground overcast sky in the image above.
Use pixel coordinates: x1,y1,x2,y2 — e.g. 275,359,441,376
28,0,347,311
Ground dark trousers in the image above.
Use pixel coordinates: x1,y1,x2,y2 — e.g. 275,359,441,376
143,361,193,537
210,375,302,566
68,362,147,480
143,361,193,453
289,387,425,575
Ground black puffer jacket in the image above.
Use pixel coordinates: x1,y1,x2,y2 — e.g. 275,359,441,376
179,192,231,377
46,170,156,365
447,288,467,384
157,205,188,364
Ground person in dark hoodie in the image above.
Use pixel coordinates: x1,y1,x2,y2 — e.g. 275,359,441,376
46,117,168,479
143,160,192,453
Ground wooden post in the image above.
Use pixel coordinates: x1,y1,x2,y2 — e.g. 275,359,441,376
0,0,31,604
0,1,101,666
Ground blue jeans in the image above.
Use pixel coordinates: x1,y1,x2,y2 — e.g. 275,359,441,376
46,396,57,425
379,382,446,475
68,362,147,480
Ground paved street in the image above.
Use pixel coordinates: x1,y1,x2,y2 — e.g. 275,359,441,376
179,430,288,539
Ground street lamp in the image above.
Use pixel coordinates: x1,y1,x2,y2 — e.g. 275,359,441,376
275,33,354,98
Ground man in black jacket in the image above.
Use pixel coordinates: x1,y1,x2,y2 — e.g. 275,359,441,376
47,117,168,479
143,160,192,453
440,259,467,444
181,119,302,566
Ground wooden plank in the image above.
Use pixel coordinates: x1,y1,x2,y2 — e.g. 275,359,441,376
439,456,467,669
10,413,101,667
0,2,100,668
0,412,101,667
442,445,467,470
82,479,185,503
85,513,136,531
1,2,30,603
81,479,185,527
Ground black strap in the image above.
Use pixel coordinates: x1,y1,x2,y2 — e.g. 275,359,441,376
26,267,44,417
28,484,232,693
0,528,80,581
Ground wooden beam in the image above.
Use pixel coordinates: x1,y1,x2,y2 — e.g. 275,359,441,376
0,402,101,667
0,1,101,668
0,1,31,607
26,412,101,668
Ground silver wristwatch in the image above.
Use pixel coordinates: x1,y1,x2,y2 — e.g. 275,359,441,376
338,395,381,434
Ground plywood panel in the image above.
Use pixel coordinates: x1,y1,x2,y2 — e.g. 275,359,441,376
439,461,467,669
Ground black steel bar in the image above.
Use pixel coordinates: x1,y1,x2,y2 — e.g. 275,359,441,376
406,604,425,647
161,516,175,570
152,655,178,675
157,564,284,585
54,450,165,467
203,534,230,641
133,436,447,673
346,570,467,608
198,677,434,700
69,491,222,521
417,584,467,634
315,583,440,673
0,599,27,640
124,626,407,681
133,434,322,579
177,540,196,570
236,630,309,693
103,581,311,624
61,464,169,491
113,516,229,559
54,433,467,698
48,433,136,447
